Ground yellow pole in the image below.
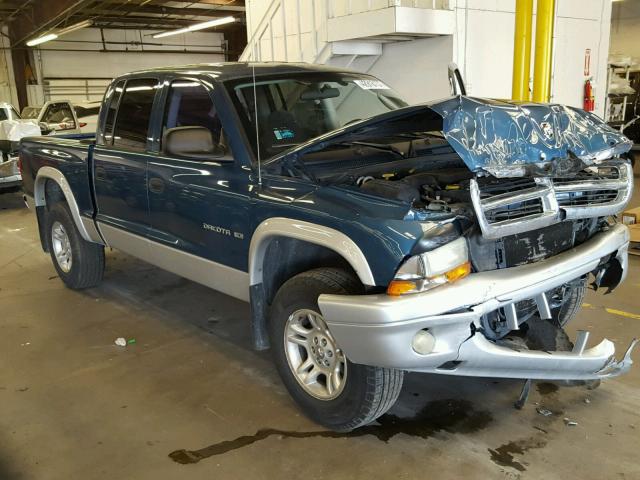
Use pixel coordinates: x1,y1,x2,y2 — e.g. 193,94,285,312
532,0,555,103
511,0,533,101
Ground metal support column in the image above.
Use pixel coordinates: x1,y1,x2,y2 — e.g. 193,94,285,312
532,0,555,103
511,0,533,101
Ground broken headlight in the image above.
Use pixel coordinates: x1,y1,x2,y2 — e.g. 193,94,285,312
387,237,471,296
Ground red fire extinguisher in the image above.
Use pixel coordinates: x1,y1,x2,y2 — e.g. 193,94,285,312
584,78,595,112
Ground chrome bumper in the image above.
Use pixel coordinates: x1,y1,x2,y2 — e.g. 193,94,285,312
318,224,636,380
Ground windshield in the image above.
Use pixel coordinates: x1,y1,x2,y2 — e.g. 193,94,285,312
227,73,407,160
21,107,40,119
0,106,21,121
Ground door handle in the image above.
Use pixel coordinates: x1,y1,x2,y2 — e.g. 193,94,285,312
148,177,165,194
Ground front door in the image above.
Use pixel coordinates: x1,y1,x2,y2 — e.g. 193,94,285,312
146,78,252,274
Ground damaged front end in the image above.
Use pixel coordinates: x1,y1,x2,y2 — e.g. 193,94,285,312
282,95,637,382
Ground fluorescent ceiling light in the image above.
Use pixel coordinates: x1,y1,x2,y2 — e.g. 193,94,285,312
26,20,92,47
26,33,58,47
152,16,236,39
58,20,93,36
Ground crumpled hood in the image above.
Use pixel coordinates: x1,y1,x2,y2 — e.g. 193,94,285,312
429,96,633,177
275,96,632,177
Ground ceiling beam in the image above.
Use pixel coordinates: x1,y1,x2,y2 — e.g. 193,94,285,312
96,2,242,18
8,0,91,45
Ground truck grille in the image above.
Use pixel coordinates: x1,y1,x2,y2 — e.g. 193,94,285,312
471,161,633,239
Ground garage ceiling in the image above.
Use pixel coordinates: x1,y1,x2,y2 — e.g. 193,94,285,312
2,0,246,45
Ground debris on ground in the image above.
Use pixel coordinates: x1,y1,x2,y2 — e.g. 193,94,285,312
114,337,127,347
127,338,136,345
536,407,553,417
584,397,591,404
563,417,578,426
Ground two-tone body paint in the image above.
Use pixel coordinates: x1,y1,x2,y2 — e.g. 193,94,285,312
20,66,424,286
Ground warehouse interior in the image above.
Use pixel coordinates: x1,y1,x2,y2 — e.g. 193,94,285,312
1,1,639,479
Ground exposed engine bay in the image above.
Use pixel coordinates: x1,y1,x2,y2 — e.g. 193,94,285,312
279,133,633,346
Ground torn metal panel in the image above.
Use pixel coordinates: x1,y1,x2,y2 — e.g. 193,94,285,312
429,96,633,177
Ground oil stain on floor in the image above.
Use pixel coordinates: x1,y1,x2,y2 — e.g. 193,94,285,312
169,399,492,465
488,435,547,472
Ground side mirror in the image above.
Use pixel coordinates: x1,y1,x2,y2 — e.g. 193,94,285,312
164,126,230,161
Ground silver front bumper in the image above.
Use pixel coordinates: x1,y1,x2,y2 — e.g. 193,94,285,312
318,223,636,380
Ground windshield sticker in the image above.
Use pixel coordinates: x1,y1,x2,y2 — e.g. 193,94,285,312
273,128,294,140
354,79,390,90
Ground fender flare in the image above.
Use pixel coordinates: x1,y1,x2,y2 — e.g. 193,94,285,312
34,166,103,243
248,217,376,287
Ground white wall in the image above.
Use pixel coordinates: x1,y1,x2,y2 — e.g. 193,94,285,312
368,36,454,104
30,27,226,102
38,28,225,78
453,0,612,117
245,0,327,62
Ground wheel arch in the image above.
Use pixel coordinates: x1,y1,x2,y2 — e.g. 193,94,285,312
247,218,376,351
34,167,102,244
249,217,375,288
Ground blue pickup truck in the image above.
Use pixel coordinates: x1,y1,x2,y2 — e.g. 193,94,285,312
20,62,638,431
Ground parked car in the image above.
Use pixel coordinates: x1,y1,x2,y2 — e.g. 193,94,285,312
1,102,39,191
19,63,637,431
73,100,101,133
0,102,21,122
21,100,81,135
0,101,23,160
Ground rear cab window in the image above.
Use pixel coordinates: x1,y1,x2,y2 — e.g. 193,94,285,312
109,78,158,151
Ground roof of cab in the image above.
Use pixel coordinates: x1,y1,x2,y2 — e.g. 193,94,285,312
125,62,360,81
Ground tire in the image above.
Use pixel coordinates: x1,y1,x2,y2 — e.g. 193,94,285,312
525,279,587,351
555,279,587,327
269,268,404,431
46,202,105,289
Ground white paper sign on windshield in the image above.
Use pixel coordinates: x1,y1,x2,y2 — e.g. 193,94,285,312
354,79,390,90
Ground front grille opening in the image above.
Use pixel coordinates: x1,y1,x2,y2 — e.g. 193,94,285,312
478,177,538,198
554,167,620,185
485,198,544,223
556,189,619,207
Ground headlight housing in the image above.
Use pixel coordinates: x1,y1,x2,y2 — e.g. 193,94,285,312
387,237,471,296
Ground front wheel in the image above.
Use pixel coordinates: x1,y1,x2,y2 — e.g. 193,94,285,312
46,203,105,289
269,268,404,431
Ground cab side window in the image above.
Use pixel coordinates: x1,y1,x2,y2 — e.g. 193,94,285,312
112,78,157,151
162,80,226,155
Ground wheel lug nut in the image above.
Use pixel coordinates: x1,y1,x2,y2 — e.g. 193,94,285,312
327,351,333,357
321,339,327,346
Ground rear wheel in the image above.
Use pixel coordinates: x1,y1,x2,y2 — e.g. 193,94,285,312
46,203,104,289
269,268,404,431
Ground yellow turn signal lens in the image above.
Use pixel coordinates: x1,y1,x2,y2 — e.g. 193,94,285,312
444,261,471,283
387,262,471,296
387,280,418,296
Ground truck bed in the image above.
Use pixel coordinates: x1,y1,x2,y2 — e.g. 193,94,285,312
20,135,96,219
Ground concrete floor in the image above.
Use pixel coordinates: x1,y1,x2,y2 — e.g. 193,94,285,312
1,185,639,480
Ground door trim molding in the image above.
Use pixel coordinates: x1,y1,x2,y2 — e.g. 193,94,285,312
99,223,250,302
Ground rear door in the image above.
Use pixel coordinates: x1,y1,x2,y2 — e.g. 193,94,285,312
93,77,159,236
146,77,251,271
